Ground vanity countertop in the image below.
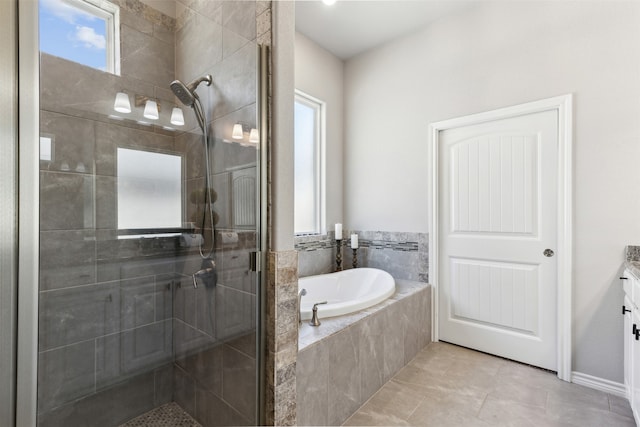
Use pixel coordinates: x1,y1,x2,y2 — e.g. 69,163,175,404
625,246,640,279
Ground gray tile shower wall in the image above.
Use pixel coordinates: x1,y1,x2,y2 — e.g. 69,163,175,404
296,231,429,282
37,0,180,424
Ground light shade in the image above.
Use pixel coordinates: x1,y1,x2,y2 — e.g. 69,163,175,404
143,100,159,120
249,128,259,143
170,107,185,126
114,92,131,113
232,123,244,140
322,0,336,5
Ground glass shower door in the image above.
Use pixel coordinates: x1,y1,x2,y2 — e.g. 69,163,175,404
35,0,263,425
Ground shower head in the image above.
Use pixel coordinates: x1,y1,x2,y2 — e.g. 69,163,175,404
170,75,213,107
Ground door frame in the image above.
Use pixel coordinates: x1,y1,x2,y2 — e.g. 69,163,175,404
428,95,573,381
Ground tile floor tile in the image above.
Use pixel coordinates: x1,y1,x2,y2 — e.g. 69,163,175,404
343,342,636,427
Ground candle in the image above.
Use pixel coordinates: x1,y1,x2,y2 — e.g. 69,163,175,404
351,233,359,249
335,223,342,239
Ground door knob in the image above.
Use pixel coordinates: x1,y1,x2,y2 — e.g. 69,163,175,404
543,249,555,257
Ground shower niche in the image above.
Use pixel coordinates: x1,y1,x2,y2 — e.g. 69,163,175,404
36,0,267,425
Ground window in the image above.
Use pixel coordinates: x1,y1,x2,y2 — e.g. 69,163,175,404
39,0,120,74
294,91,325,235
117,148,182,235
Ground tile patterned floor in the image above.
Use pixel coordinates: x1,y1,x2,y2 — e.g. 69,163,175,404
344,342,636,427
119,402,201,427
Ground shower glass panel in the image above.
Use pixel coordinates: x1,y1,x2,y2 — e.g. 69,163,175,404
36,0,263,425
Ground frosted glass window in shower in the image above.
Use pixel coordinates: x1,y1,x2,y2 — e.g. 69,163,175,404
117,148,182,231
39,0,120,74
294,91,325,235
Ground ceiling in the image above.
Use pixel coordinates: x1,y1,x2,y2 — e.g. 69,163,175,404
295,0,476,60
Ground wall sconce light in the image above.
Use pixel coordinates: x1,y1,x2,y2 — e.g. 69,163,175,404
113,92,131,113
143,100,159,120
232,123,244,140
170,107,185,126
249,128,259,143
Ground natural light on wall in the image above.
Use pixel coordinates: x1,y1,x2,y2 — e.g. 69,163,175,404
39,0,121,74
117,148,182,232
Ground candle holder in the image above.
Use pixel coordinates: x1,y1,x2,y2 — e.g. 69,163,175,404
336,239,343,271
352,248,358,269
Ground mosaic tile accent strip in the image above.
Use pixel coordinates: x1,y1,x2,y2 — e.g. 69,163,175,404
118,402,201,427
626,245,640,262
111,0,176,30
295,232,420,252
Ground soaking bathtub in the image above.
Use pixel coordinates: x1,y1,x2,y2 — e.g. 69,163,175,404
298,268,395,320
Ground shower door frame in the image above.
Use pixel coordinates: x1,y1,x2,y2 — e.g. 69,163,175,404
16,0,40,425
0,1,18,426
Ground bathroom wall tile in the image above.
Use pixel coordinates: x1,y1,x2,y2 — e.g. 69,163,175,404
274,377,297,426
40,110,95,174
96,256,176,284
39,230,96,291
120,9,153,35
298,248,334,277
328,328,361,426
223,27,251,59
37,341,96,413
120,277,156,329
121,320,173,373
95,175,116,229
210,42,257,120
177,0,223,26
154,364,174,406
195,385,252,427
215,286,255,341
174,276,197,326
383,300,406,381
402,288,431,363
152,22,174,45
367,248,420,281
195,284,217,337
155,275,174,321
222,1,256,41
121,25,175,89
222,345,257,420
297,345,329,426
39,283,119,351
40,172,94,231
227,330,257,357
174,365,197,417
176,344,224,396
257,8,271,38
38,371,156,427
256,0,271,16
358,313,386,401
176,130,207,179
95,333,122,390
209,104,258,170
94,121,174,177
175,11,223,85
173,319,216,361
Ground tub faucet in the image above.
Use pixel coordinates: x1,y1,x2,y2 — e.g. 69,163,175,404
309,301,328,327
298,289,307,325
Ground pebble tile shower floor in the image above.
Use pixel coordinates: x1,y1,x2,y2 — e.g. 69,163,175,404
344,342,635,426
118,402,201,427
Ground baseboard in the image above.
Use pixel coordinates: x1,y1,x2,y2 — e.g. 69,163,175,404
571,371,626,398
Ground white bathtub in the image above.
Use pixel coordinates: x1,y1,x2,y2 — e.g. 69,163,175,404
298,268,396,320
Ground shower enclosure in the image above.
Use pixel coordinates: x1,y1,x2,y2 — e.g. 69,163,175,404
25,0,267,425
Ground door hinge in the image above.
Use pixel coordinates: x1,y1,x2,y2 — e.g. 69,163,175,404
249,251,262,272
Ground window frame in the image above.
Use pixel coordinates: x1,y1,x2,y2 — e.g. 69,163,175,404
42,0,121,75
294,89,326,236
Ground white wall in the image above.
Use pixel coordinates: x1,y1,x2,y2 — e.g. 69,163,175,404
295,31,344,233
344,1,640,383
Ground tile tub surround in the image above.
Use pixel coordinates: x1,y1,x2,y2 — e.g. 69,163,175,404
296,231,428,282
624,246,640,278
297,280,431,426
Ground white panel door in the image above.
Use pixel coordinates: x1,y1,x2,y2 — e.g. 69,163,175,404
438,109,558,370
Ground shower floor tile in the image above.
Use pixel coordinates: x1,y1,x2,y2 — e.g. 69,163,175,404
119,402,201,427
